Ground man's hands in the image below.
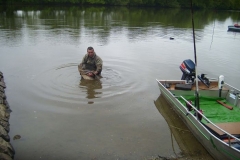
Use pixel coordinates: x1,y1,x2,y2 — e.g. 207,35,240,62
87,72,94,77
87,71,97,77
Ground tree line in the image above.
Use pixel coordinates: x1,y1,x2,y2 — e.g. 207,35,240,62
0,0,240,10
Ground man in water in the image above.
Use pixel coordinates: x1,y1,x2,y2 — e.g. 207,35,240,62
79,46,103,78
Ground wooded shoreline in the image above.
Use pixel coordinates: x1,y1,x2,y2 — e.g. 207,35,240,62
0,0,240,10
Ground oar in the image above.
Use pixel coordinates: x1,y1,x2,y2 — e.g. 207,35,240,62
216,100,233,110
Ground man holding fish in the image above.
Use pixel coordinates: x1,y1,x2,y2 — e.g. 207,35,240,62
78,46,103,79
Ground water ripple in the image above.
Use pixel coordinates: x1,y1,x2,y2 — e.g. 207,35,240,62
30,60,137,107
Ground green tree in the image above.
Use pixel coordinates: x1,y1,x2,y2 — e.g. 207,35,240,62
85,0,106,4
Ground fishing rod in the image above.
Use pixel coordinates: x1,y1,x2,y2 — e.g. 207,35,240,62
190,0,200,115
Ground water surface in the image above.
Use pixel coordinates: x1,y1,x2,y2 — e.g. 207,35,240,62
0,6,239,160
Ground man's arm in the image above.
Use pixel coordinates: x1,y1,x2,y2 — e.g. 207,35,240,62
79,54,88,69
94,56,103,75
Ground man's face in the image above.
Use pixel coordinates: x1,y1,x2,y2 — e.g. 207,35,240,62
87,49,94,57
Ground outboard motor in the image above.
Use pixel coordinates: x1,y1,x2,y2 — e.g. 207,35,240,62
180,59,210,87
180,59,196,83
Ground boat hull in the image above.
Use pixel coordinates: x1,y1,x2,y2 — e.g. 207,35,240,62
157,79,240,160
228,25,240,32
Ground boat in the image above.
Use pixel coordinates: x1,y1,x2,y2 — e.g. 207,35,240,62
156,61,240,160
228,24,240,32
156,1,240,159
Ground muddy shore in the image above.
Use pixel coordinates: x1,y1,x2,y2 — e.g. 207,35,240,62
0,71,15,160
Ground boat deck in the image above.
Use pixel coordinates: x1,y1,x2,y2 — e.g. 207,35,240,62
177,95,240,123
178,95,240,143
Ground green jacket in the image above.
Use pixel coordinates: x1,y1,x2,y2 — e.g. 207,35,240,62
80,52,103,75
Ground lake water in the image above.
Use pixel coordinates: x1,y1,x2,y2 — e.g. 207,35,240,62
0,6,239,160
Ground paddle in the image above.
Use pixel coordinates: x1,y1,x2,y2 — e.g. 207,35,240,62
216,100,233,110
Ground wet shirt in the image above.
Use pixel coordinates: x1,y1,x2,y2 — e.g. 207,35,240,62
80,52,103,74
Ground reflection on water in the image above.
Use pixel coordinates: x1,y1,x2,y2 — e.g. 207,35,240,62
0,6,240,47
79,79,102,103
154,95,214,160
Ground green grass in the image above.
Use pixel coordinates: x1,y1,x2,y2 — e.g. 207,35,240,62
178,96,240,124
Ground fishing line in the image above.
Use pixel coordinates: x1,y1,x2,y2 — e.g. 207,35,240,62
210,11,216,50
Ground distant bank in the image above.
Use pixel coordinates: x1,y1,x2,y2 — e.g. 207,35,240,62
0,0,240,10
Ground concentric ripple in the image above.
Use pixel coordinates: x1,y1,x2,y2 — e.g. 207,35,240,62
29,59,138,107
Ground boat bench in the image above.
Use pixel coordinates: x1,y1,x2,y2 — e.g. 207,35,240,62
206,122,240,136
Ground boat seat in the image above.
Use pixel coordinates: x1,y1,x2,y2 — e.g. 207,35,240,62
175,84,192,90
206,122,240,136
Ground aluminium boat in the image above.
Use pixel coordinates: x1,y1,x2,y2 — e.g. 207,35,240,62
156,59,240,160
